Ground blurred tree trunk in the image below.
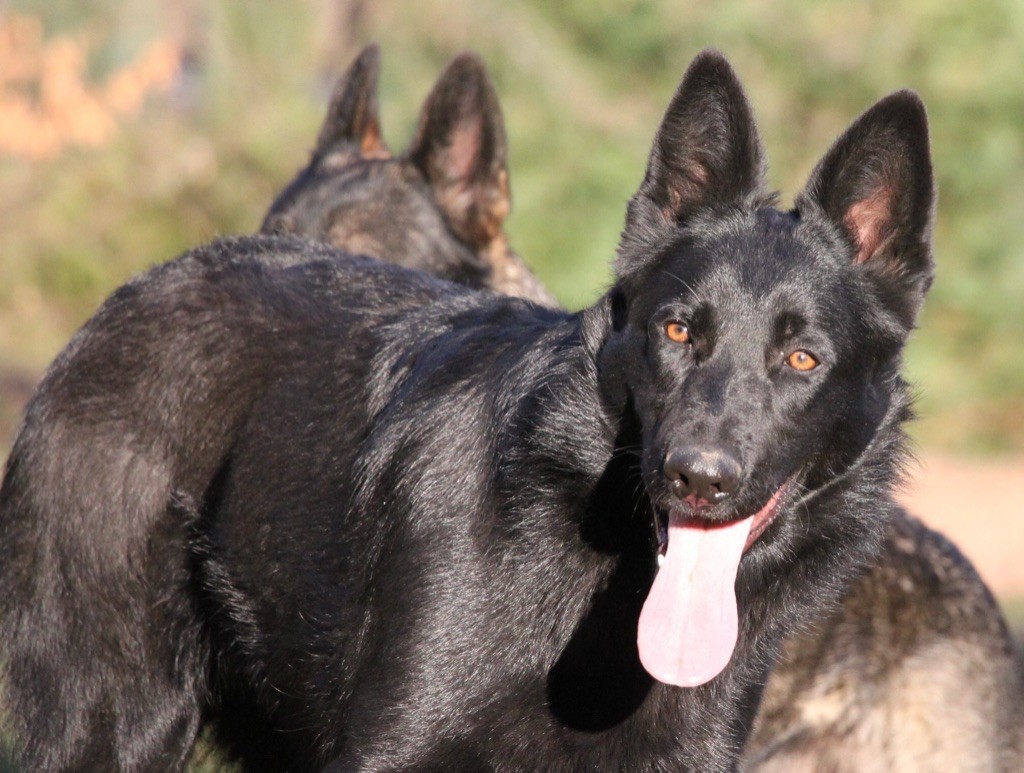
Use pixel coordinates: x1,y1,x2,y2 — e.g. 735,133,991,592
160,0,205,109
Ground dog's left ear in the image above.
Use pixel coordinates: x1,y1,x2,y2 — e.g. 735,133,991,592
617,50,767,274
797,91,935,327
406,52,510,250
315,43,390,159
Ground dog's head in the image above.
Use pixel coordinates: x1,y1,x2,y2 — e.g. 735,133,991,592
262,45,554,306
600,50,934,687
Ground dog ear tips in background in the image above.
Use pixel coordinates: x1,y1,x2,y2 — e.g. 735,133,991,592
439,51,494,91
407,50,510,247
680,48,743,89
408,51,507,180
316,42,388,159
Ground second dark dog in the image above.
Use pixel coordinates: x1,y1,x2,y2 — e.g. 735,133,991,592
746,512,1024,771
261,44,555,307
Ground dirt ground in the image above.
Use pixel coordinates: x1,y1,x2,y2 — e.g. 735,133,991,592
900,454,1024,599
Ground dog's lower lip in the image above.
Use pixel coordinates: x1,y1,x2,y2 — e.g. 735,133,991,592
742,482,791,552
653,481,791,560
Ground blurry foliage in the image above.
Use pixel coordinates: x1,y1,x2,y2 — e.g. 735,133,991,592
0,13,180,159
0,0,1022,454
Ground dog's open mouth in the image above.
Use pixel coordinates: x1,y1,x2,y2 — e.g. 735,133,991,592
640,483,790,689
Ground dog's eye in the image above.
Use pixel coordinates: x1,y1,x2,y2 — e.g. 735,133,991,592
664,321,690,344
786,350,819,372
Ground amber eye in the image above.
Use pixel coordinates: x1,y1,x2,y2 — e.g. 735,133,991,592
664,321,690,344
786,350,819,372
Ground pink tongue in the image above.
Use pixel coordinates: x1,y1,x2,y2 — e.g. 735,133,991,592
637,515,754,687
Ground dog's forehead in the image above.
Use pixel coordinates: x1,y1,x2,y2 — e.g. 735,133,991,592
316,159,419,207
649,209,847,312
277,159,435,231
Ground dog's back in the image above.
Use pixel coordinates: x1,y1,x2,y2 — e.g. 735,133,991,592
0,238,434,769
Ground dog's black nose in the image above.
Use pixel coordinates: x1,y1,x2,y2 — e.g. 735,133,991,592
663,447,741,507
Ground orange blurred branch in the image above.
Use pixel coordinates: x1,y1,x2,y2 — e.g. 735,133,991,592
0,13,182,160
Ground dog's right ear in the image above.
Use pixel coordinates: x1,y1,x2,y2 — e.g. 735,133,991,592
315,43,389,159
406,52,510,250
617,50,766,274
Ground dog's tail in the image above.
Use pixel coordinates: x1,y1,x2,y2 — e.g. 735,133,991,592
0,237,310,770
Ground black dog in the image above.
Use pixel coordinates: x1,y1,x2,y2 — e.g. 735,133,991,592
0,51,936,770
261,44,555,308
277,47,1024,771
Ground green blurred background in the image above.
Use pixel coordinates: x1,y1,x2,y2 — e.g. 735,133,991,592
1,0,1022,458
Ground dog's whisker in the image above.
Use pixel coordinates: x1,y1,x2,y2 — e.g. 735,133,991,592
659,269,699,299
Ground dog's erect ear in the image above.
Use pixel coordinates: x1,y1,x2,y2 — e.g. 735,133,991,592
618,50,766,263
315,43,389,158
798,91,935,326
406,52,510,249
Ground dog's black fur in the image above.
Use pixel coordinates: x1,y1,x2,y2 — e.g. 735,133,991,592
0,52,937,770
261,44,555,307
